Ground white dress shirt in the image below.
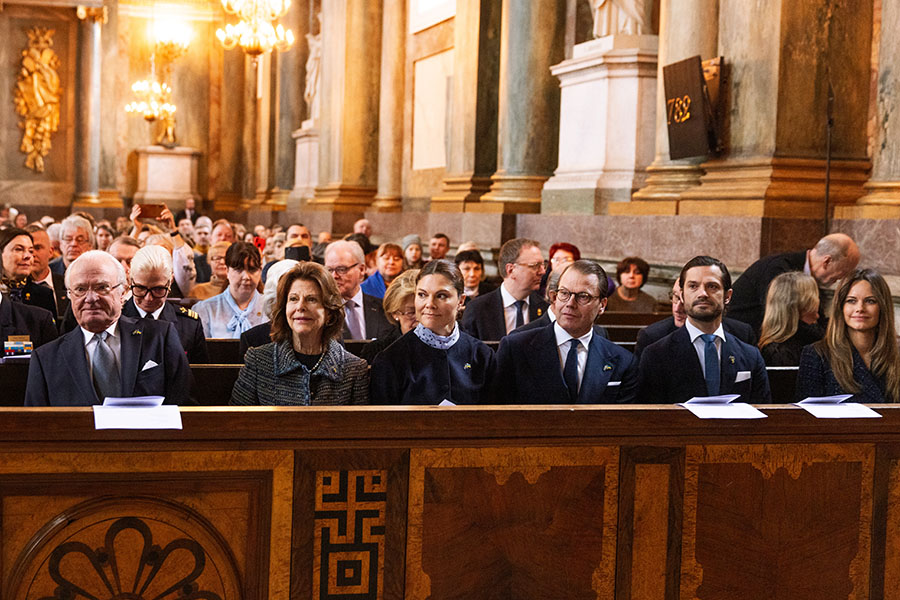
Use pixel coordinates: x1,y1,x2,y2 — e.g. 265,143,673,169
81,322,121,380
500,282,530,334
553,322,592,393
135,304,165,320
684,319,726,378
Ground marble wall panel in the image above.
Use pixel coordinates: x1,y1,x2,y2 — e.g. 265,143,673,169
411,48,453,170
833,218,900,275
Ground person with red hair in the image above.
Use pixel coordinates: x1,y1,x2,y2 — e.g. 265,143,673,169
549,243,581,273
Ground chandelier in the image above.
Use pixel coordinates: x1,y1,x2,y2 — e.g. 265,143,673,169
125,77,175,123
216,0,295,58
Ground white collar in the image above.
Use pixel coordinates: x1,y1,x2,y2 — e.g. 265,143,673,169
547,306,557,322
349,287,364,308
685,319,725,344
136,303,165,320
553,321,592,348
81,321,119,346
500,281,527,308
33,270,53,286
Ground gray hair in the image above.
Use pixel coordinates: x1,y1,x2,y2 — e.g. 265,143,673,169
325,239,366,264
262,259,300,318
130,245,173,281
65,249,127,289
60,214,95,247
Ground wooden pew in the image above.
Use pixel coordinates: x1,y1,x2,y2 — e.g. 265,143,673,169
205,339,242,364
191,364,243,406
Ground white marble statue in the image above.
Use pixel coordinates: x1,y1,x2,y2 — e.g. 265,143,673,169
304,13,322,122
590,0,652,37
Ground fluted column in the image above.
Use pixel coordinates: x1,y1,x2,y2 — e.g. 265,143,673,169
477,0,566,214
837,2,900,219
74,6,105,205
371,0,405,212
626,0,718,215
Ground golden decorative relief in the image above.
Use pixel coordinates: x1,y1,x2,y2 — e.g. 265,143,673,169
76,5,109,23
14,27,61,173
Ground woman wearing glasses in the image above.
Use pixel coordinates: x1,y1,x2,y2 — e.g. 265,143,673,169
370,260,495,405
122,245,208,363
358,269,419,363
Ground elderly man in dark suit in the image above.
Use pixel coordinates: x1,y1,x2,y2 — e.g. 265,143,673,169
727,233,860,334
324,240,394,341
633,278,755,360
461,238,549,341
121,245,208,364
26,250,191,406
494,260,637,404
638,256,770,404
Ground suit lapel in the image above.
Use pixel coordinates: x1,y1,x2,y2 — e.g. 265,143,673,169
672,327,707,395
118,317,142,397
719,334,740,394
122,298,139,318
488,289,505,340
61,328,100,403
528,292,546,321
579,336,614,402
525,326,568,398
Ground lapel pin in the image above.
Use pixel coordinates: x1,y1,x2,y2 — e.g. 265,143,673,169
729,356,735,364
603,364,612,371
133,330,142,336
464,363,472,370
537,308,543,316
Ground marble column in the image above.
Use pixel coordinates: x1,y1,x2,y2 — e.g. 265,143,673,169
371,0,405,212
242,56,260,205
678,0,872,218
273,0,308,208
837,2,900,219
309,0,382,228
430,0,501,213
477,0,566,214
625,0,718,215
73,6,105,205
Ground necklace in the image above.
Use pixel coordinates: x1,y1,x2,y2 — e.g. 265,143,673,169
308,351,326,373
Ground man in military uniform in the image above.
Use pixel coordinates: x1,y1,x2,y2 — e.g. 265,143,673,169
122,245,208,364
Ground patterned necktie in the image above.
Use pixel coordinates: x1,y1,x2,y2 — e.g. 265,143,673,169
514,300,526,329
701,333,720,396
92,332,120,401
564,339,580,402
345,300,364,339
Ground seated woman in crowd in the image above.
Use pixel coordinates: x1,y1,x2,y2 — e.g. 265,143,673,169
370,260,495,405
402,235,424,270
798,268,900,402
189,241,231,300
358,269,419,363
758,272,823,366
0,227,57,316
360,243,404,299
541,242,580,296
454,250,493,302
230,262,369,405
606,256,657,312
95,224,115,251
195,241,267,339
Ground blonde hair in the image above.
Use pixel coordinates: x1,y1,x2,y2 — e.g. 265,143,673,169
131,245,173,281
758,272,819,349
814,268,900,402
383,269,419,324
144,233,174,254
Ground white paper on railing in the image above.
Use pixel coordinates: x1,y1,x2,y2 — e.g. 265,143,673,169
679,394,767,419
93,405,182,430
103,396,165,407
438,399,456,407
795,395,881,419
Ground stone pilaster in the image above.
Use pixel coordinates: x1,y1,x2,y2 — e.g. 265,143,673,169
430,0,501,213
309,0,382,215
273,0,308,207
678,0,872,218
624,0,718,215
73,6,106,206
372,0,405,212
476,0,566,214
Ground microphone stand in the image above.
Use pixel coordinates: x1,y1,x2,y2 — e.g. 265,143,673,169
824,80,834,236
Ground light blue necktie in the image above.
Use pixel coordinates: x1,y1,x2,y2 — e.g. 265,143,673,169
701,333,720,396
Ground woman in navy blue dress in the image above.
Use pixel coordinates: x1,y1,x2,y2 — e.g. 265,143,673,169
798,268,900,402
370,260,495,405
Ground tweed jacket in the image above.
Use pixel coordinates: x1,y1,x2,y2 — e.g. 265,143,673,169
230,339,368,406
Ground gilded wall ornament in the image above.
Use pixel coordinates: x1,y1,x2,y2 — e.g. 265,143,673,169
14,27,61,173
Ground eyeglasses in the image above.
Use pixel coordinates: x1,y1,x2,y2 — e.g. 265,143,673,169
68,282,123,298
391,309,417,319
131,283,170,298
515,261,546,272
668,292,683,303
553,288,600,305
209,256,226,263
326,263,359,276
62,236,90,245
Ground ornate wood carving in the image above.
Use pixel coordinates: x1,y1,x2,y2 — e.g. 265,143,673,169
14,27,61,172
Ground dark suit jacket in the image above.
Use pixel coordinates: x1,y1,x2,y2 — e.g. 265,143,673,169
194,253,212,284
0,296,57,348
174,209,201,224
49,256,66,275
25,316,191,406
341,293,395,340
494,324,637,404
18,279,58,318
633,316,757,360
637,325,771,404
50,272,69,316
122,298,209,364
461,287,549,342
240,322,271,359
512,312,610,339
728,251,807,334
797,344,886,403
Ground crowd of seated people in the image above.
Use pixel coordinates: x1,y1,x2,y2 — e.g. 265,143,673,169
3,202,896,408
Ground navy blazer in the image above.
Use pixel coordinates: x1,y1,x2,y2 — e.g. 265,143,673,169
728,251,808,333
461,286,549,342
797,344,887,403
494,323,637,404
638,325,771,404
25,316,191,406
370,330,495,405
0,296,57,348
341,292,395,341
122,298,209,364
50,271,70,316
633,316,757,360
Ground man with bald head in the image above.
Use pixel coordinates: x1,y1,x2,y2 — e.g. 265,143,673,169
25,250,190,406
727,233,860,335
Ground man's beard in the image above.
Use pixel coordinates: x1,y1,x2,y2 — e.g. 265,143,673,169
686,302,722,322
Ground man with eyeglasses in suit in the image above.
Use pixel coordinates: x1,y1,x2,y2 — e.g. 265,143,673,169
324,240,394,341
25,250,191,406
493,260,637,404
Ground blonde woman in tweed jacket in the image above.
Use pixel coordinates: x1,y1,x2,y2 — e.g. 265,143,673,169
230,262,368,406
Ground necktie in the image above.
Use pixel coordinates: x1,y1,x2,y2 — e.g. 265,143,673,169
701,333,720,396
345,300,364,339
563,339,580,402
92,332,120,401
514,300,526,329
37,281,51,289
